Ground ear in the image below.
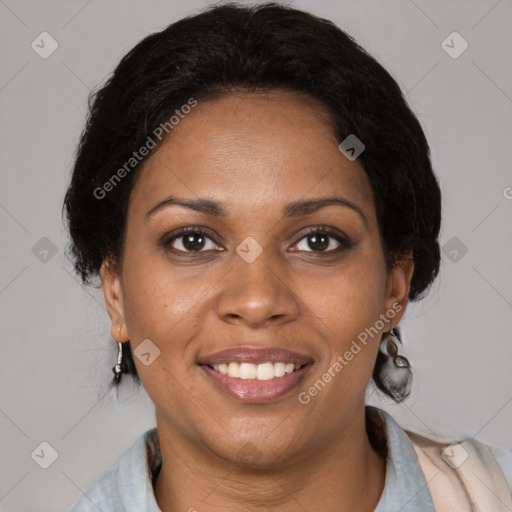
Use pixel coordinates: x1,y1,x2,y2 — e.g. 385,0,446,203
100,259,129,342
384,252,414,328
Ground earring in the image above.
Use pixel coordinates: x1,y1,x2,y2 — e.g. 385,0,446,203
373,328,412,402
112,342,124,384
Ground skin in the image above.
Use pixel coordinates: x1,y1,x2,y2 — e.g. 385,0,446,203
101,91,414,511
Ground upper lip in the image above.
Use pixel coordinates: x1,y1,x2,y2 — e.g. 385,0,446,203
198,347,314,366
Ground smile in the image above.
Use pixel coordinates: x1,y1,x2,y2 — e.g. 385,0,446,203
198,347,314,403
208,361,301,380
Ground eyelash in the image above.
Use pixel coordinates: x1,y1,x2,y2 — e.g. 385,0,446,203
160,225,354,255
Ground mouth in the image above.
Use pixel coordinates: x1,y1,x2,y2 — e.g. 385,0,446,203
198,347,314,403
205,361,305,379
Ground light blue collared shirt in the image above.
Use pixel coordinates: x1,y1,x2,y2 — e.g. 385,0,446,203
70,407,512,511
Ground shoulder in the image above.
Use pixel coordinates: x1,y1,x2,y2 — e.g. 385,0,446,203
69,428,160,512
69,465,122,511
485,443,512,491
405,428,512,508
407,427,512,482
367,406,512,511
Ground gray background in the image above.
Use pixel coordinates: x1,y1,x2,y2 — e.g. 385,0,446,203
0,0,511,510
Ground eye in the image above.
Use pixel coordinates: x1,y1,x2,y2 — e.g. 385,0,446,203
161,228,222,253
292,228,353,253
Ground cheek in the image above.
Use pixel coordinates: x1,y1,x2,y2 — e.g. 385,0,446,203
123,273,201,343
120,235,197,336
305,252,387,328
120,264,206,408
120,251,217,389
300,246,388,379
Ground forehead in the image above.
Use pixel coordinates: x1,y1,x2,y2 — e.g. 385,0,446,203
129,91,374,219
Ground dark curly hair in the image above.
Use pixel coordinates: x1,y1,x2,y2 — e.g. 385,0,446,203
63,2,441,396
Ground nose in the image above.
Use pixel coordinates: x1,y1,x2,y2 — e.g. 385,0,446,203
215,250,300,329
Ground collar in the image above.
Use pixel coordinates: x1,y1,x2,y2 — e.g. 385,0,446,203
369,406,435,511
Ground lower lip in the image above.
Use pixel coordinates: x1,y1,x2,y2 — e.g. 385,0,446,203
200,364,312,403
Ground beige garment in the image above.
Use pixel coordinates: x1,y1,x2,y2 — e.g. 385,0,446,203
407,430,512,511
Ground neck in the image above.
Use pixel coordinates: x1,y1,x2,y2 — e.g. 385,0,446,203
153,406,386,512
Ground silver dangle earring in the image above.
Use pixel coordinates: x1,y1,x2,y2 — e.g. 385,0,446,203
112,342,124,384
373,327,412,402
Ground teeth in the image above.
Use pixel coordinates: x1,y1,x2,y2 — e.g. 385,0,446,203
227,362,240,377
210,361,301,380
274,362,286,377
239,362,257,379
257,362,274,380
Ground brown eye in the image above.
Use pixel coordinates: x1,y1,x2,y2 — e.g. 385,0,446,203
305,233,330,251
294,229,352,253
162,229,221,253
182,232,206,251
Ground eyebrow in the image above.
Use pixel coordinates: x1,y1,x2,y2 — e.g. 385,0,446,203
282,197,368,228
145,196,227,220
145,195,369,229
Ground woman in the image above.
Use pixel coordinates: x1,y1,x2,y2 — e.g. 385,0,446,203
64,3,512,511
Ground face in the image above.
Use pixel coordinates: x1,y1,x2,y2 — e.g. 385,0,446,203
101,91,413,466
